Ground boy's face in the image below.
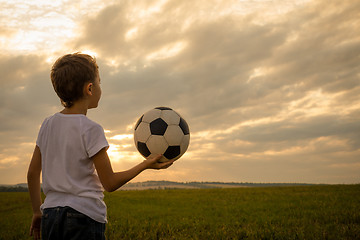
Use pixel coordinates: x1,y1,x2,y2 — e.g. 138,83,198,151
88,73,102,109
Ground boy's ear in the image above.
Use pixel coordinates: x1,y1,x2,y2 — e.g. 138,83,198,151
85,83,93,96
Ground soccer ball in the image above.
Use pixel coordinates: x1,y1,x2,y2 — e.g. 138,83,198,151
134,107,190,162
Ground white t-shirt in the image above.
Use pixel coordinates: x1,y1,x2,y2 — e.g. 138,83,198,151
36,113,109,223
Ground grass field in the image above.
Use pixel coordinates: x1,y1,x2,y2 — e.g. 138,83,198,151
0,185,359,239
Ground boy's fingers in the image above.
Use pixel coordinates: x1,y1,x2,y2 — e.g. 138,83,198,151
160,160,175,168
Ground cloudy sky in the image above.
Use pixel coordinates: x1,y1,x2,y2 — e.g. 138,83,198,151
1,0,359,184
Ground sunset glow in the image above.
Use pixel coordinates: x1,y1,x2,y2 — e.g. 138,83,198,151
0,0,359,184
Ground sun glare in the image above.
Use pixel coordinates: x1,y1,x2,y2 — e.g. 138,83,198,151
105,132,138,163
107,144,139,163
0,0,112,55
110,134,133,141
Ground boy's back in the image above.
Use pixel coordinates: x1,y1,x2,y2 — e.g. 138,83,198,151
37,112,108,223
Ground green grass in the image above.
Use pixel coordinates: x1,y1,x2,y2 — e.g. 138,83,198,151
0,192,33,240
0,185,359,239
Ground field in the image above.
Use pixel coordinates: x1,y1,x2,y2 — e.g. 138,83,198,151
0,185,359,239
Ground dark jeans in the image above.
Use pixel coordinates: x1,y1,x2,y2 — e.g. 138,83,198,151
41,206,106,240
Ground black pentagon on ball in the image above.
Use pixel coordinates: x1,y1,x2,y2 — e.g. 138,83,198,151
134,115,143,131
150,118,168,135
155,106,173,110
179,117,190,135
164,146,181,159
137,142,151,157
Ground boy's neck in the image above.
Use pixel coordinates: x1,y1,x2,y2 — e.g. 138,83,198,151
61,101,88,115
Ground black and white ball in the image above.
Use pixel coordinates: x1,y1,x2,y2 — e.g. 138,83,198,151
134,107,190,162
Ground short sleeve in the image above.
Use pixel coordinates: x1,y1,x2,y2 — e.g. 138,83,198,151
36,118,49,149
36,125,43,147
83,124,109,158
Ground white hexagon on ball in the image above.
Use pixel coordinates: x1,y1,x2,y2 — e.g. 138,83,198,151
161,110,180,125
180,134,190,153
164,125,184,145
142,109,162,123
134,122,151,143
146,135,168,155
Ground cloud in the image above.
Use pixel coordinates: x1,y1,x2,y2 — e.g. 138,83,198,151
0,54,58,182
0,55,56,132
69,0,360,183
76,1,291,130
0,0,359,184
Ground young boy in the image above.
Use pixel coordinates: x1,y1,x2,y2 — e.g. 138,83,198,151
27,53,174,240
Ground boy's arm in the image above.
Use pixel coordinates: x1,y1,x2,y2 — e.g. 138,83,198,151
92,148,174,192
27,146,42,240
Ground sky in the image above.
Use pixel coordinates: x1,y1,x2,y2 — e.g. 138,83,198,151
0,0,359,184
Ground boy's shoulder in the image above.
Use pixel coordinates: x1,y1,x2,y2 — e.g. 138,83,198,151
81,115,103,130
76,114,105,133
42,113,103,130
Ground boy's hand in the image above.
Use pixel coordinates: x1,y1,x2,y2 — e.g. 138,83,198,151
144,154,175,170
30,213,42,240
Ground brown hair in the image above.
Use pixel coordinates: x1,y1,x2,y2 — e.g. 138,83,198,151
50,53,98,108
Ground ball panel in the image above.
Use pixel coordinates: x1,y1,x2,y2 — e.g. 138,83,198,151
142,109,161,123
164,125,184,145
134,115,143,130
180,134,190,154
134,122,151,142
164,146,181,160
137,142,151,157
146,135,168,154
155,107,172,110
150,118,168,135
179,117,190,135
179,118,190,135
161,110,180,125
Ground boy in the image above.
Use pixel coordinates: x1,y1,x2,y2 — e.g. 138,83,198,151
27,53,174,240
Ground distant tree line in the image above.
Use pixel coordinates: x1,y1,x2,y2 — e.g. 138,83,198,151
0,181,317,192
0,186,28,192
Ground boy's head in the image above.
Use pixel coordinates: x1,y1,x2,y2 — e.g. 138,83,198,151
51,53,99,108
